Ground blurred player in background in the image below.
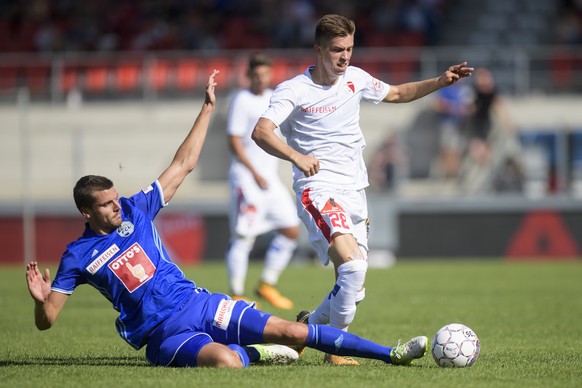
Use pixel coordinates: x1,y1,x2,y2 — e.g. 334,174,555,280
225,53,300,310
25,70,428,368
252,14,473,365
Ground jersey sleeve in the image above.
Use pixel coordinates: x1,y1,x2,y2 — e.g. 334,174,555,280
50,250,85,295
126,180,166,221
359,68,390,104
261,82,296,127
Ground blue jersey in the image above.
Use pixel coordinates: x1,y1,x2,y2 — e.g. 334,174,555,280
51,181,198,349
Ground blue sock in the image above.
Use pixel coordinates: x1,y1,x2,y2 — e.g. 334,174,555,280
228,344,251,367
306,324,393,363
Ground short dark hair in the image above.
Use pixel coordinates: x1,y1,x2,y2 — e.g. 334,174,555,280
248,52,272,72
315,14,356,46
73,175,114,212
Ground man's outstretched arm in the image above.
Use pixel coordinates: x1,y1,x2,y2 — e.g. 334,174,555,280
158,70,219,204
26,262,68,330
384,62,473,103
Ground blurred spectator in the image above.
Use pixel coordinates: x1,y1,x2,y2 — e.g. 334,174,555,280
368,133,409,191
0,0,448,53
465,68,513,167
431,82,471,178
556,0,582,45
492,156,524,194
460,67,520,194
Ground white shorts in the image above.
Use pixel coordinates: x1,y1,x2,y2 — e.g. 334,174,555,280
297,187,369,266
229,174,299,238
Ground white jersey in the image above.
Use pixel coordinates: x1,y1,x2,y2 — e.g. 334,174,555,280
261,66,390,193
227,88,279,180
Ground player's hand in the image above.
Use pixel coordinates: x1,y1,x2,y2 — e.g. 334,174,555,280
439,62,473,86
294,153,320,177
253,172,269,190
204,69,219,108
26,262,51,303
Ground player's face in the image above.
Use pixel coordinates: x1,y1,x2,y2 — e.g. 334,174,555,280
317,34,354,79
249,64,272,95
85,187,123,234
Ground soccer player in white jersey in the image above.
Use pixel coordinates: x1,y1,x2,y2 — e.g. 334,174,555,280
252,14,473,365
25,70,429,368
225,53,300,310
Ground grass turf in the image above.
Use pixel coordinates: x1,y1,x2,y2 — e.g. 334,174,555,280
1,260,581,387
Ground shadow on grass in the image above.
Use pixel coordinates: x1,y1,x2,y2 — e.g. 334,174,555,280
0,355,150,367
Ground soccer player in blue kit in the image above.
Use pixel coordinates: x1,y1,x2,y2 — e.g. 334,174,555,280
25,70,428,368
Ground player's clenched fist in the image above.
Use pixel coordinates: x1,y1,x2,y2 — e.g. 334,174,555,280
293,153,320,177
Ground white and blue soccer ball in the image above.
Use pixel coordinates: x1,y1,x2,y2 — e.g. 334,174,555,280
431,323,480,368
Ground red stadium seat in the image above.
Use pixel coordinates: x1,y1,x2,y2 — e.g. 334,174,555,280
115,63,142,92
201,59,232,87
147,60,171,90
175,59,200,90
61,66,80,93
84,66,109,92
25,65,50,93
551,52,575,89
271,60,291,85
0,66,18,90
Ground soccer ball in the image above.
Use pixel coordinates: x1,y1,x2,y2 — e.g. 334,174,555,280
431,323,480,368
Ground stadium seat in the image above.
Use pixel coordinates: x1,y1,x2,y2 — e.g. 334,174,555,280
0,66,18,90
271,60,291,86
147,60,171,91
202,59,231,86
551,52,575,89
84,66,110,93
115,62,142,92
61,66,80,93
25,65,50,94
175,59,200,91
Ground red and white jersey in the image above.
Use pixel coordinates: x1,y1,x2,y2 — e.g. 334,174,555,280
227,88,280,180
261,66,390,193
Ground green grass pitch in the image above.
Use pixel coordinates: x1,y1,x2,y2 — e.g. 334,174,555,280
2,260,581,387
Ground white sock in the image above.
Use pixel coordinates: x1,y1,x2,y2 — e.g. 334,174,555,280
261,234,297,285
309,293,331,325
225,236,254,295
329,260,368,331
308,262,368,327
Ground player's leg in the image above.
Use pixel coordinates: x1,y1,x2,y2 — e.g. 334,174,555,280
226,184,258,299
298,189,368,329
262,316,427,365
182,337,247,367
150,293,299,368
256,227,298,309
169,334,296,368
296,189,369,365
226,235,255,299
256,184,300,309
326,233,368,331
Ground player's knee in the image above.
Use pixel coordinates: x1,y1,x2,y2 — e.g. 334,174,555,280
331,260,368,327
337,259,368,289
271,233,298,251
279,226,300,240
209,350,244,368
230,235,255,251
197,344,244,368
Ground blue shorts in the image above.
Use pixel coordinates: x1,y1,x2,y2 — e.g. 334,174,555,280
145,290,271,367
